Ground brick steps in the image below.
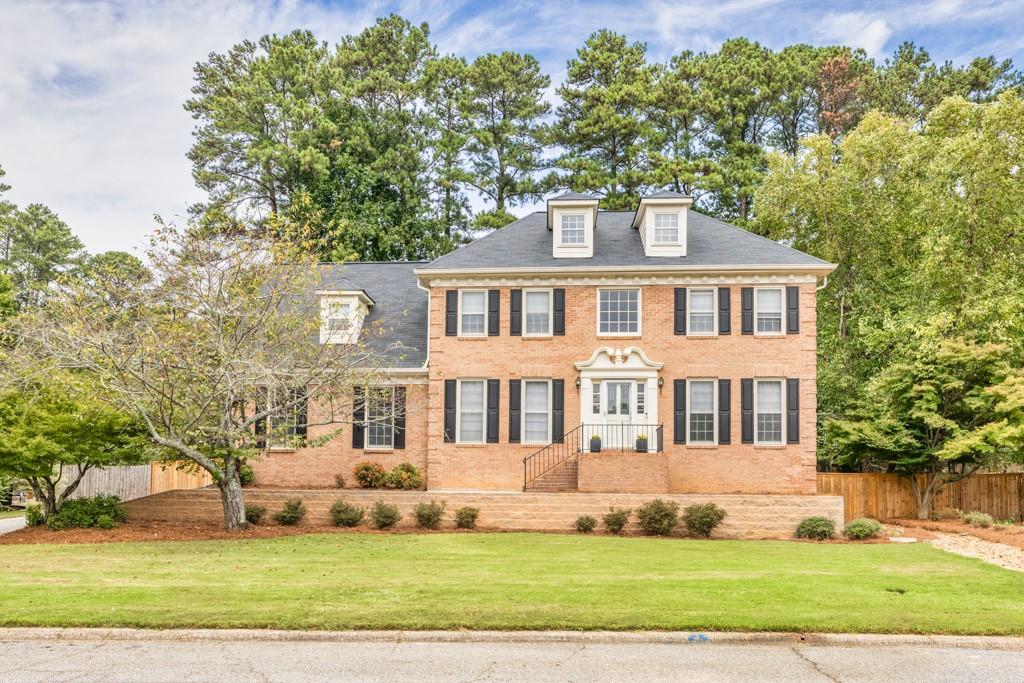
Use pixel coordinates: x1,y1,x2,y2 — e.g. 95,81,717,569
525,457,578,492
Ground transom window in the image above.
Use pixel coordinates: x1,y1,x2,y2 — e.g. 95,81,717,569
755,288,783,334
560,213,585,244
653,213,679,243
688,380,715,444
688,288,716,335
598,289,640,335
523,380,551,443
365,386,395,449
457,380,486,443
459,290,487,336
756,379,784,444
524,290,551,335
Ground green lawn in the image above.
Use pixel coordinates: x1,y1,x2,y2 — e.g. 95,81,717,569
0,509,26,519
2,533,1022,634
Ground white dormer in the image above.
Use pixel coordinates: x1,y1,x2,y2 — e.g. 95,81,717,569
319,289,374,344
632,191,693,257
547,192,599,259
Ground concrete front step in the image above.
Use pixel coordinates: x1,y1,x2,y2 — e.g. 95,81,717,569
124,489,844,540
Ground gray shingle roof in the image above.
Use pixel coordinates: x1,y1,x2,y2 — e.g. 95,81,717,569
318,262,428,368
421,210,833,271
549,191,596,201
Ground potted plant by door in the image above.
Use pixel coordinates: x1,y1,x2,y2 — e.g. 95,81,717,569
635,433,648,453
590,434,602,453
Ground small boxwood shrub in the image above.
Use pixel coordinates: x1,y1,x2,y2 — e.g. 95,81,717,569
273,498,306,526
636,499,679,536
330,500,364,527
454,506,479,529
602,508,630,534
238,464,255,487
24,504,44,527
796,516,836,540
385,462,424,490
961,510,994,528
371,500,402,529
353,462,386,488
96,514,117,530
46,495,126,531
683,503,727,538
414,500,446,529
844,517,882,540
574,515,597,533
334,473,346,489
245,504,267,525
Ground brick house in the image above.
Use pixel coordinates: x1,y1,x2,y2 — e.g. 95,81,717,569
253,191,836,497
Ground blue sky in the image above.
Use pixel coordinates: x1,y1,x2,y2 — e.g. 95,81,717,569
1,0,1022,254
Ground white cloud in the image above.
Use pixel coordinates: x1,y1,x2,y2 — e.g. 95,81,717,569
814,11,894,57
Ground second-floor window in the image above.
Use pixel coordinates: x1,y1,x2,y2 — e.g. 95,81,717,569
459,290,487,336
654,213,679,243
598,288,640,335
688,288,716,334
755,287,783,334
561,213,585,244
524,289,551,335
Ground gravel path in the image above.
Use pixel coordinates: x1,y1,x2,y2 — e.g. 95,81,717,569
929,532,1024,572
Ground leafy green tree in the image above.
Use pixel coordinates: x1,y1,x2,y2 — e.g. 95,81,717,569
648,51,710,198
552,30,656,209
827,339,1024,518
424,55,473,240
0,203,85,308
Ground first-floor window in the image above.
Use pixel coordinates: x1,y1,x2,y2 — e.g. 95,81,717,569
366,386,395,449
460,290,486,335
688,289,716,334
598,288,640,334
688,380,715,444
523,380,551,443
756,379,784,444
268,388,307,448
458,380,486,443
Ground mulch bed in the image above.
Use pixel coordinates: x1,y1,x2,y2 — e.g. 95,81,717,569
0,522,394,545
890,518,1024,550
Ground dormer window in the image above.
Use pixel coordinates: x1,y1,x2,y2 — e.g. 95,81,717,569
547,192,599,258
653,213,679,244
327,301,352,333
319,290,373,344
632,192,692,257
560,214,585,245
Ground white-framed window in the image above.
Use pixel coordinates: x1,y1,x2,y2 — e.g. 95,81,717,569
267,387,307,449
598,288,640,335
755,287,784,335
365,386,395,449
522,379,551,444
320,294,364,344
456,379,486,443
636,381,646,415
524,289,552,336
688,379,716,444
327,300,352,333
459,290,487,336
688,288,716,335
560,213,585,244
755,379,784,444
653,212,679,243
591,381,601,415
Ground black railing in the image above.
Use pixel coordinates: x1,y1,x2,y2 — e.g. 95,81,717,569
522,423,664,490
523,424,583,491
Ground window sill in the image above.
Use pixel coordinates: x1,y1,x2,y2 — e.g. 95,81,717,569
685,333,718,339
365,448,394,454
685,443,719,449
456,336,489,341
754,443,787,449
454,442,488,448
753,333,786,338
597,334,642,339
521,335,553,340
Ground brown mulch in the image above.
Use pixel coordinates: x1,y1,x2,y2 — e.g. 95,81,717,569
889,518,1024,551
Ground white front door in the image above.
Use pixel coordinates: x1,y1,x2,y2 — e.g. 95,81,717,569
603,381,634,448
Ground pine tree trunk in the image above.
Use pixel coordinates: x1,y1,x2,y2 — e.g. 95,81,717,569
218,458,248,531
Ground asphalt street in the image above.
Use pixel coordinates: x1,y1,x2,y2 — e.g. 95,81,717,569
0,516,26,536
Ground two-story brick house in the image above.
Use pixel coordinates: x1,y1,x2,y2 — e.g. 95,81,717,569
253,191,836,499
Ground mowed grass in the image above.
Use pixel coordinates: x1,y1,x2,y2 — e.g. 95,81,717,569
2,533,1023,634
0,509,27,519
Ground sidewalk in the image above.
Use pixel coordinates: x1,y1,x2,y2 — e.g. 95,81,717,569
0,516,26,536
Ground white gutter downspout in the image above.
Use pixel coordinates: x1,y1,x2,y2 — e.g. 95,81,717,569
817,274,830,291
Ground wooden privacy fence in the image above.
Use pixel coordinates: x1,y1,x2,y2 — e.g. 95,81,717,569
817,472,1024,521
65,461,212,502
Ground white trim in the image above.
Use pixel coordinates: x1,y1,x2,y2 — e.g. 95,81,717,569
315,289,375,307
596,287,642,337
574,346,664,371
651,212,682,245
364,385,396,451
687,287,718,337
558,213,587,246
686,378,717,445
521,378,553,445
417,263,835,281
522,288,554,337
753,286,785,337
457,289,488,337
455,378,487,444
754,378,786,445
418,271,826,289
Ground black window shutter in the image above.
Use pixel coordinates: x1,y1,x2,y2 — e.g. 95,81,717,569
787,378,800,444
488,289,500,336
394,386,406,449
254,390,267,450
486,379,500,443
552,379,565,443
786,286,799,334
741,379,754,444
553,288,566,335
718,379,731,445
718,287,731,335
445,290,458,336
741,287,754,335
674,288,686,335
443,380,456,443
510,289,522,336
673,379,686,444
352,386,365,449
294,390,308,440
508,380,521,443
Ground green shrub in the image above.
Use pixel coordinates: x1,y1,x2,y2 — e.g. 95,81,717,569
574,515,597,533
245,504,267,525
238,464,255,487
353,462,386,488
844,518,882,540
683,503,727,538
796,516,836,540
24,504,44,528
45,495,125,531
95,514,117,530
334,473,346,489
454,506,479,529
370,500,402,529
329,500,364,527
273,498,306,526
414,500,446,529
602,508,630,534
962,510,994,528
636,499,679,536
385,462,425,490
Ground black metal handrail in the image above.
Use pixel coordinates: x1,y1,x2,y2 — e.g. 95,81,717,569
522,423,664,490
523,424,583,490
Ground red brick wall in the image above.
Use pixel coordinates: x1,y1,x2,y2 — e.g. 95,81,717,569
577,452,668,493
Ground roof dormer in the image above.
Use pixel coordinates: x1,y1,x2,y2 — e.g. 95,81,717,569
547,192,599,259
632,191,693,257
318,289,374,344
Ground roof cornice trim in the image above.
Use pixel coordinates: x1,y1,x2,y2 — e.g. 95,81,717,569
416,263,836,280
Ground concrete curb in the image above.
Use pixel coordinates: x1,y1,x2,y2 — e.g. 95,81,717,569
1,628,1022,650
